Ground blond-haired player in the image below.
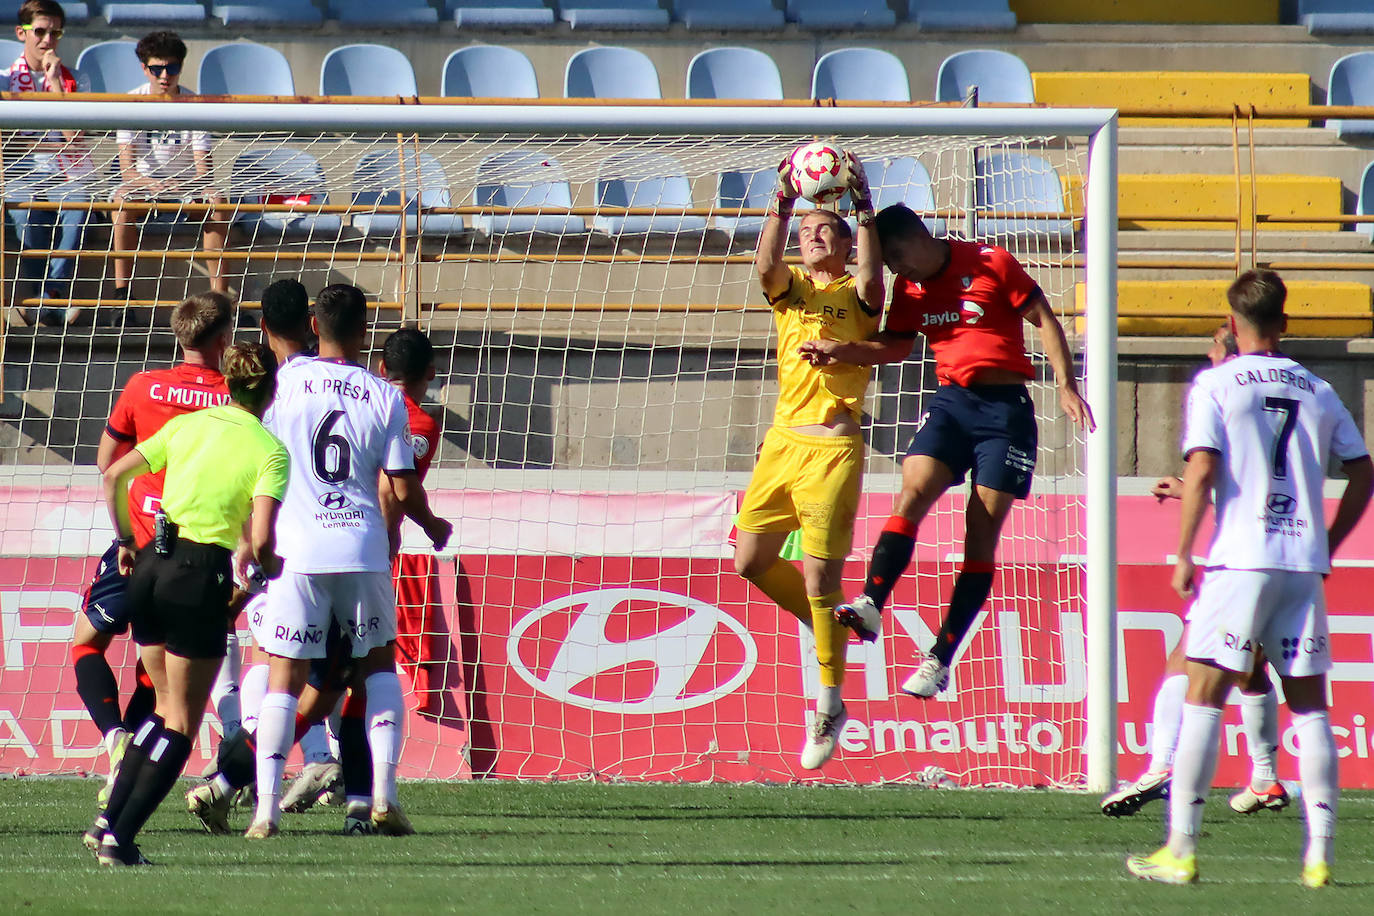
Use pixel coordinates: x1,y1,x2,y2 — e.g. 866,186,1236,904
734,153,882,770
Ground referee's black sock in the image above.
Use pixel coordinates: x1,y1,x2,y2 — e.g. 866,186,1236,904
930,564,995,666
109,728,193,849
123,660,157,732
72,645,124,737
862,516,919,610
99,714,163,828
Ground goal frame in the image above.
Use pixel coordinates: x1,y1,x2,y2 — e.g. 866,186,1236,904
0,100,1119,791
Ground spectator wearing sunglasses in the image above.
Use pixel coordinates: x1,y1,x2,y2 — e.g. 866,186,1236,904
109,31,233,324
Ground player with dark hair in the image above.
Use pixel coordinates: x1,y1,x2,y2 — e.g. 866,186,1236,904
801,203,1094,699
1127,270,1372,888
260,278,314,363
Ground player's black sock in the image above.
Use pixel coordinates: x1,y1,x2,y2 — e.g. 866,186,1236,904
100,714,163,826
338,713,372,800
72,646,124,736
863,516,918,610
122,661,157,731
109,728,192,848
930,565,995,666
216,726,257,790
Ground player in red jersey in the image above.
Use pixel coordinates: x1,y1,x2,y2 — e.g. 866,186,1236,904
800,204,1094,698
74,292,233,807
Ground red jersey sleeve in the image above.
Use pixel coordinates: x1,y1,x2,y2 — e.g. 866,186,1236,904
989,246,1041,312
105,374,143,442
404,394,440,482
882,282,923,336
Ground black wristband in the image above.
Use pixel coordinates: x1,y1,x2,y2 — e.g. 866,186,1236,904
117,534,135,548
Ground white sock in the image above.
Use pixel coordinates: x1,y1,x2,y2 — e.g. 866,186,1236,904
1167,703,1223,858
1293,710,1338,866
365,670,405,806
326,706,342,761
298,723,334,766
211,633,243,735
103,726,128,757
1146,674,1188,773
817,684,843,716
1240,689,1279,788
254,692,299,823
239,664,269,735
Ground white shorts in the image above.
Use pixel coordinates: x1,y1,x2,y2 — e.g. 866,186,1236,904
1185,567,1329,678
256,570,396,660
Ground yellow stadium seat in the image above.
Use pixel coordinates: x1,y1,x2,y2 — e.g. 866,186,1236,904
1062,174,1342,232
1031,71,1309,126
1073,280,1372,337
1008,0,1277,25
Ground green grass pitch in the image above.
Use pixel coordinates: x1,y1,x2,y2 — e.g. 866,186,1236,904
2,780,1372,914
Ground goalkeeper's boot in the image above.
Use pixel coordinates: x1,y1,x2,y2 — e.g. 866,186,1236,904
1302,861,1331,889
372,800,416,836
1101,769,1171,817
281,761,343,814
901,657,950,699
1229,781,1290,814
244,817,280,839
186,781,234,835
97,834,151,867
835,595,881,643
344,801,376,836
97,729,130,809
799,704,849,770
1125,846,1197,885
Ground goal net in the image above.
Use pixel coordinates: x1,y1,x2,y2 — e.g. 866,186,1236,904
0,100,1117,789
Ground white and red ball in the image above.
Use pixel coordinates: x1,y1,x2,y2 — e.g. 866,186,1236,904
788,141,850,204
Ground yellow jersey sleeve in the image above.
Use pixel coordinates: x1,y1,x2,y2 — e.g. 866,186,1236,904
254,441,290,503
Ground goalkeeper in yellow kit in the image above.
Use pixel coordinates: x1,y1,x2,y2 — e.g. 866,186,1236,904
734,152,883,770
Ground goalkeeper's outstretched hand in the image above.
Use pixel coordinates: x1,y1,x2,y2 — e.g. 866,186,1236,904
775,156,799,201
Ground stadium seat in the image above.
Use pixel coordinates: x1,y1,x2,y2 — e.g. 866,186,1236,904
593,151,707,235
866,156,945,236
1356,161,1374,241
450,0,555,27
1326,52,1374,140
352,150,465,238
320,45,418,97
442,46,538,98
787,0,895,29
1299,0,1374,35
100,1,206,25
74,41,143,94
974,151,1073,242
565,46,660,99
936,49,1033,104
211,1,322,24
0,1,89,22
1093,280,1373,337
229,148,343,236
198,42,296,96
685,47,782,100
674,0,783,30
329,0,440,26
908,0,1017,31
0,39,23,66
473,151,586,235
558,0,670,29
811,48,910,102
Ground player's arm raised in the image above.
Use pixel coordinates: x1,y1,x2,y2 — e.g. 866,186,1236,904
848,153,884,312
1022,294,1095,432
755,157,799,302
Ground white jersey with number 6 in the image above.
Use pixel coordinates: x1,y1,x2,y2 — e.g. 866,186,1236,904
265,356,414,573
1182,352,1368,573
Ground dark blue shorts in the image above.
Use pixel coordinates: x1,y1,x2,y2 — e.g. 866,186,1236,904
904,384,1037,499
307,621,355,693
83,540,133,635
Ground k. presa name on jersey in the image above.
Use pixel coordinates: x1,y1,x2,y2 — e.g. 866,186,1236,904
301,377,373,401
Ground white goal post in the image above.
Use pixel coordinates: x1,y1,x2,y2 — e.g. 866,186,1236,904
0,99,1118,791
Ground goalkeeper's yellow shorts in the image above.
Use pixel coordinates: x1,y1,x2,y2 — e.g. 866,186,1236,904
736,426,864,561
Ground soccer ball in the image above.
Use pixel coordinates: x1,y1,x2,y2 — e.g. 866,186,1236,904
788,141,850,204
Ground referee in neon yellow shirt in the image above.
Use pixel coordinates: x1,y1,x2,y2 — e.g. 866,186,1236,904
89,342,289,866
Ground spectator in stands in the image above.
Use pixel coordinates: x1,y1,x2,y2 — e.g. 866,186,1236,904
109,30,233,323
1,0,91,327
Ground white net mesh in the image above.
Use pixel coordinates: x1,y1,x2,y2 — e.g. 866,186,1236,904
0,108,1094,787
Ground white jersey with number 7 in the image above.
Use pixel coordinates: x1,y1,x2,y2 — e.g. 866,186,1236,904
265,356,415,573
1182,352,1368,573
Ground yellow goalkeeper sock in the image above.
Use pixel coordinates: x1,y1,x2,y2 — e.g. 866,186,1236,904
810,590,848,688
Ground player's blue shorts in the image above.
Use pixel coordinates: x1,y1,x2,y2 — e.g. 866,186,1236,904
307,620,356,693
82,540,133,635
904,383,1037,499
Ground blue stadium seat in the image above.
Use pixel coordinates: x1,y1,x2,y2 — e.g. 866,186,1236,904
712,167,815,236
558,0,669,29
450,0,554,27
0,1,89,23
473,151,586,235
674,0,783,30
1326,52,1374,139
908,0,1016,31
812,48,910,102
975,151,1072,242
74,41,143,94
1357,161,1374,241
212,1,322,24
329,0,439,25
787,0,895,29
1300,0,1374,35
198,42,296,96
352,150,465,238
0,39,23,66
230,148,342,236
100,1,207,25
686,46,782,100
442,46,538,98
320,44,418,97
565,46,660,99
936,49,1033,104
866,156,944,236
594,151,707,235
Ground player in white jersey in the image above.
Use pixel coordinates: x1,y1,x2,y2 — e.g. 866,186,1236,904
246,284,451,838
1127,270,1372,889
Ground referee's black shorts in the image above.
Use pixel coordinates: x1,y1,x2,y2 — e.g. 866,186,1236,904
126,540,233,660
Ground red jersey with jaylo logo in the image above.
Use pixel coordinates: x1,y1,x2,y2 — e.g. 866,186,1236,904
106,363,231,547
884,239,1039,386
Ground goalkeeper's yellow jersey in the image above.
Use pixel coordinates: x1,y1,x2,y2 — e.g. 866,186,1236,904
769,265,881,428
